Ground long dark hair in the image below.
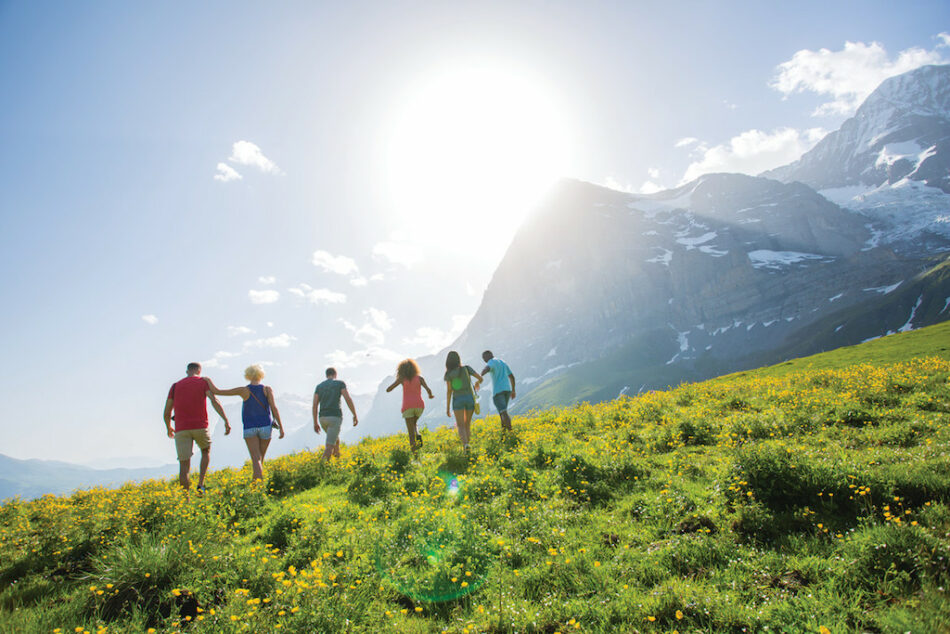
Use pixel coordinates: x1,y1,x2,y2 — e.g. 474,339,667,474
445,350,461,372
396,358,420,381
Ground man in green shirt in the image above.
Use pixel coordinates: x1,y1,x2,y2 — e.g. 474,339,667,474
312,367,358,460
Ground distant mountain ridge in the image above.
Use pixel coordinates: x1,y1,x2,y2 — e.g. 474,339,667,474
360,64,950,436
0,454,177,501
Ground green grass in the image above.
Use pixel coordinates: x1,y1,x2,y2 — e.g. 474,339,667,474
1,324,950,632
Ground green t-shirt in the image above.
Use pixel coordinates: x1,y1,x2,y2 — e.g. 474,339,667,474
444,366,478,395
315,379,346,417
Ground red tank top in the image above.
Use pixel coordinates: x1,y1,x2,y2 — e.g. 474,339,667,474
401,376,425,412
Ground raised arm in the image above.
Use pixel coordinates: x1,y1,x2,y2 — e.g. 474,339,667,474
419,376,434,399
342,388,358,426
265,386,285,439
385,378,400,392
163,398,174,439
204,378,250,399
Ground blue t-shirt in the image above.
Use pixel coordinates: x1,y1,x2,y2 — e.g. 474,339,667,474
485,358,512,395
315,379,346,417
242,384,272,429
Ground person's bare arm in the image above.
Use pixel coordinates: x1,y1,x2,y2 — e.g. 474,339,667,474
481,365,490,377
509,373,516,399
385,379,400,392
342,389,358,426
469,366,482,392
266,386,285,439
446,381,452,417
163,399,174,438
420,376,434,399
312,393,322,434
207,392,231,435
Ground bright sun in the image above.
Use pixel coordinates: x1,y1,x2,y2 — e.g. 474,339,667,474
384,63,572,246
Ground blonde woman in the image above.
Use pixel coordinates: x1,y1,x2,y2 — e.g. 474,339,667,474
385,358,434,452
206,365,284,480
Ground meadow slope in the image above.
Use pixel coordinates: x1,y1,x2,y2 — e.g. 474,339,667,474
2,324,950,633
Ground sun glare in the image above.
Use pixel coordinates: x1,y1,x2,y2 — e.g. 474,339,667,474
384,63,572,246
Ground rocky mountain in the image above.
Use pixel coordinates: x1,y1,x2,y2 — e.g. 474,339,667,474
764,64,950,248
360,64,950,436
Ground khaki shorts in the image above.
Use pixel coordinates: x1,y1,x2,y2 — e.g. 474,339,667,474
402,407,424,419
175,428,211,461
320,416,343,446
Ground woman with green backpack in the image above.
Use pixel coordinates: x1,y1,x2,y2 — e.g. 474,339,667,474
443,351,481,452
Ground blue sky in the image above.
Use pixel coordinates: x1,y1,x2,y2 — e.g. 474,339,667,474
1,1,947,466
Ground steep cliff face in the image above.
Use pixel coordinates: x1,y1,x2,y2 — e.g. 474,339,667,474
360,65,950,436
764,64,950,250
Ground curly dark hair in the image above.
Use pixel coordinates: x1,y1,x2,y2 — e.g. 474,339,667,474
396,358,420,381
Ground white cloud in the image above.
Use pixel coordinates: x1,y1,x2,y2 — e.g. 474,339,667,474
248,289,280,304
681,127,827,183
365,307,394,332
141,314,158,325
939,32,950,48
340,308,394,347
214,162,242,182
202,350,240,370
288,283,346,305
227,325,255,337
603,175,635,193
349,276,368,287
243,333,296,349
675,137,699,148
402,314,470,353
325,346,403,369
228,140,281,174
372,240,422,268
647,168,661,179
771,39,947,116
369,273,385,282
639,181,663,194
258,275,276,284
312,250,359,276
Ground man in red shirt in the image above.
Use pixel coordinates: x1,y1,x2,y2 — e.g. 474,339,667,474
163,362,231,491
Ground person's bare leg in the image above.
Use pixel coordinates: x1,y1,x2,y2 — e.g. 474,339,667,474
333,441,341,458
245,437,264,480
259,437,272,468
406,417,418,451
198,448,210,488
453,410,467,447
321,444,335,460
179,460,190,489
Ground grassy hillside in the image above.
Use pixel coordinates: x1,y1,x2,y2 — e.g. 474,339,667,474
2,324,950,633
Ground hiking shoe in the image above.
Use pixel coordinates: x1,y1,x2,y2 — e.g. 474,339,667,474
416,433,423,448
196,484,207,494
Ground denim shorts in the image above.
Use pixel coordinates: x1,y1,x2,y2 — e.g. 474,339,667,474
243,425,272,440
452,393,475,412
492,391,511,413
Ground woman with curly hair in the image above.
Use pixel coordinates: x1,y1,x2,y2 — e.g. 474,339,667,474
385,358,434,452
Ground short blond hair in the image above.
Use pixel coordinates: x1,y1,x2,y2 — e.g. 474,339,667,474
244,364,265,382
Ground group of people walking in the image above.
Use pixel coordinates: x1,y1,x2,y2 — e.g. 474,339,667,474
163,350,515,489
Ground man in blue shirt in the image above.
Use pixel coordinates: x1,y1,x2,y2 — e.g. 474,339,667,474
481,350,516,431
